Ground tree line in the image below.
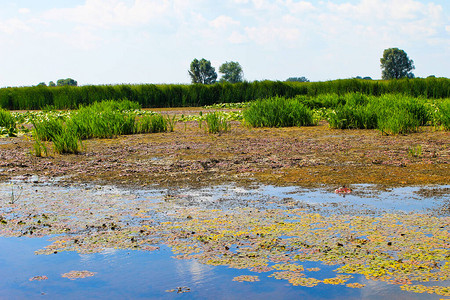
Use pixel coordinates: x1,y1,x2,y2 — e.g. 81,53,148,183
187,47,419,85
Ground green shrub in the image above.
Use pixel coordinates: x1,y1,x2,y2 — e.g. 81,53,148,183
243,96,315,127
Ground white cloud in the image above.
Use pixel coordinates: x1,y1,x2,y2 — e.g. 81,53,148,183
228,31,247,44
0,18,31,34
43,0,171,28
18,8,31,14
284,0,315,13
210,15,240,29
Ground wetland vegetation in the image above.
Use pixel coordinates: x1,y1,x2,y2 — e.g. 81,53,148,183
0,81,449,298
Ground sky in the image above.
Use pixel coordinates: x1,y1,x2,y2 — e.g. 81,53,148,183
0,0,449,87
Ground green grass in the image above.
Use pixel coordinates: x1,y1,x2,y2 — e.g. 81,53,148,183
434,99,450,130
0,109,16,129
31,100,173,155
204,112,230,133
243,96,315,127
137,114,169,134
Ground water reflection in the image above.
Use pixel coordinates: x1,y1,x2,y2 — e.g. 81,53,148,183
0,180,449,299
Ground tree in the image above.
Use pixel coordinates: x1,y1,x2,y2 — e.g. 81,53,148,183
37,82,47,87
219,61,243,83
380,48,415,80
57,78,77,86
188,58,217,84
286,77,309,82
49,81,56,87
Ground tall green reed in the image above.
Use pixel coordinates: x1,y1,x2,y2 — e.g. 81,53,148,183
243,96,315,127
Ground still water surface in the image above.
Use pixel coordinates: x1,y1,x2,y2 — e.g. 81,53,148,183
0,180,448,299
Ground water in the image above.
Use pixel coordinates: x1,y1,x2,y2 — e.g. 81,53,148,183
0,181,448,299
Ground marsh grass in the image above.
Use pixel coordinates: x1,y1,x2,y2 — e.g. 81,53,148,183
52,127,82,154
408,145,422,158
1,78,448,110
243,96,315,127
138,114,167,133
0,109,16,129
205,112,230,133
31,100,174,155
32,132,48,157
326,94,433,134
434,99,450,130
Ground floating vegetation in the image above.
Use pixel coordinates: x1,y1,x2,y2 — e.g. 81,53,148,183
232,275,260,282
29,275,48,281
61,270,96,280
0,182,449,297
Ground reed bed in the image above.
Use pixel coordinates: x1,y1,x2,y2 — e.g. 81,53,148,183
1,78,448,110
243,96,315,127
31,100,173,155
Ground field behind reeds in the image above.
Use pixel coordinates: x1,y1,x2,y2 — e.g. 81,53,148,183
1,77,449,110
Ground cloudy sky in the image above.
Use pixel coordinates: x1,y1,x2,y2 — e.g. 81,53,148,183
0,0,449,87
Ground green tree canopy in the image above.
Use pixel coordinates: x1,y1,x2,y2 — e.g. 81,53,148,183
188,58,217,84
49,81,56,87
380,48,415,80
219,61,243,83
57,78,78,87
286,77,309,82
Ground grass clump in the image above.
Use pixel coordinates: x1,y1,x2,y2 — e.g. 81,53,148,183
30,99,175,155
243,96,315,127
137,114,170,133
204,112,230,134
433,99,450,130
0,109,16,129
0,108,17,136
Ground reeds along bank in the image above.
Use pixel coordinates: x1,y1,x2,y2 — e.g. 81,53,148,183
0,78,449,110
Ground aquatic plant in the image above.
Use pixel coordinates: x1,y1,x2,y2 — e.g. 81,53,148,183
204,111,230,133
243,96,315,127
0,108,16,129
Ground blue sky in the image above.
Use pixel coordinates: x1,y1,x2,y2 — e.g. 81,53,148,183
0,0,449,87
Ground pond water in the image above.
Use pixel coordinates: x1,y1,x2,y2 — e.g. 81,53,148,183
0,180,448,299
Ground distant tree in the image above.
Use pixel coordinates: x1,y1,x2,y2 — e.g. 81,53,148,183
49,81,56,87
286,77,309,82
56,78,77,86
380,48,415,80
188,58,217,84
37,82,47,87
219,61,243,83
354,76,372,80
427,75,436,78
